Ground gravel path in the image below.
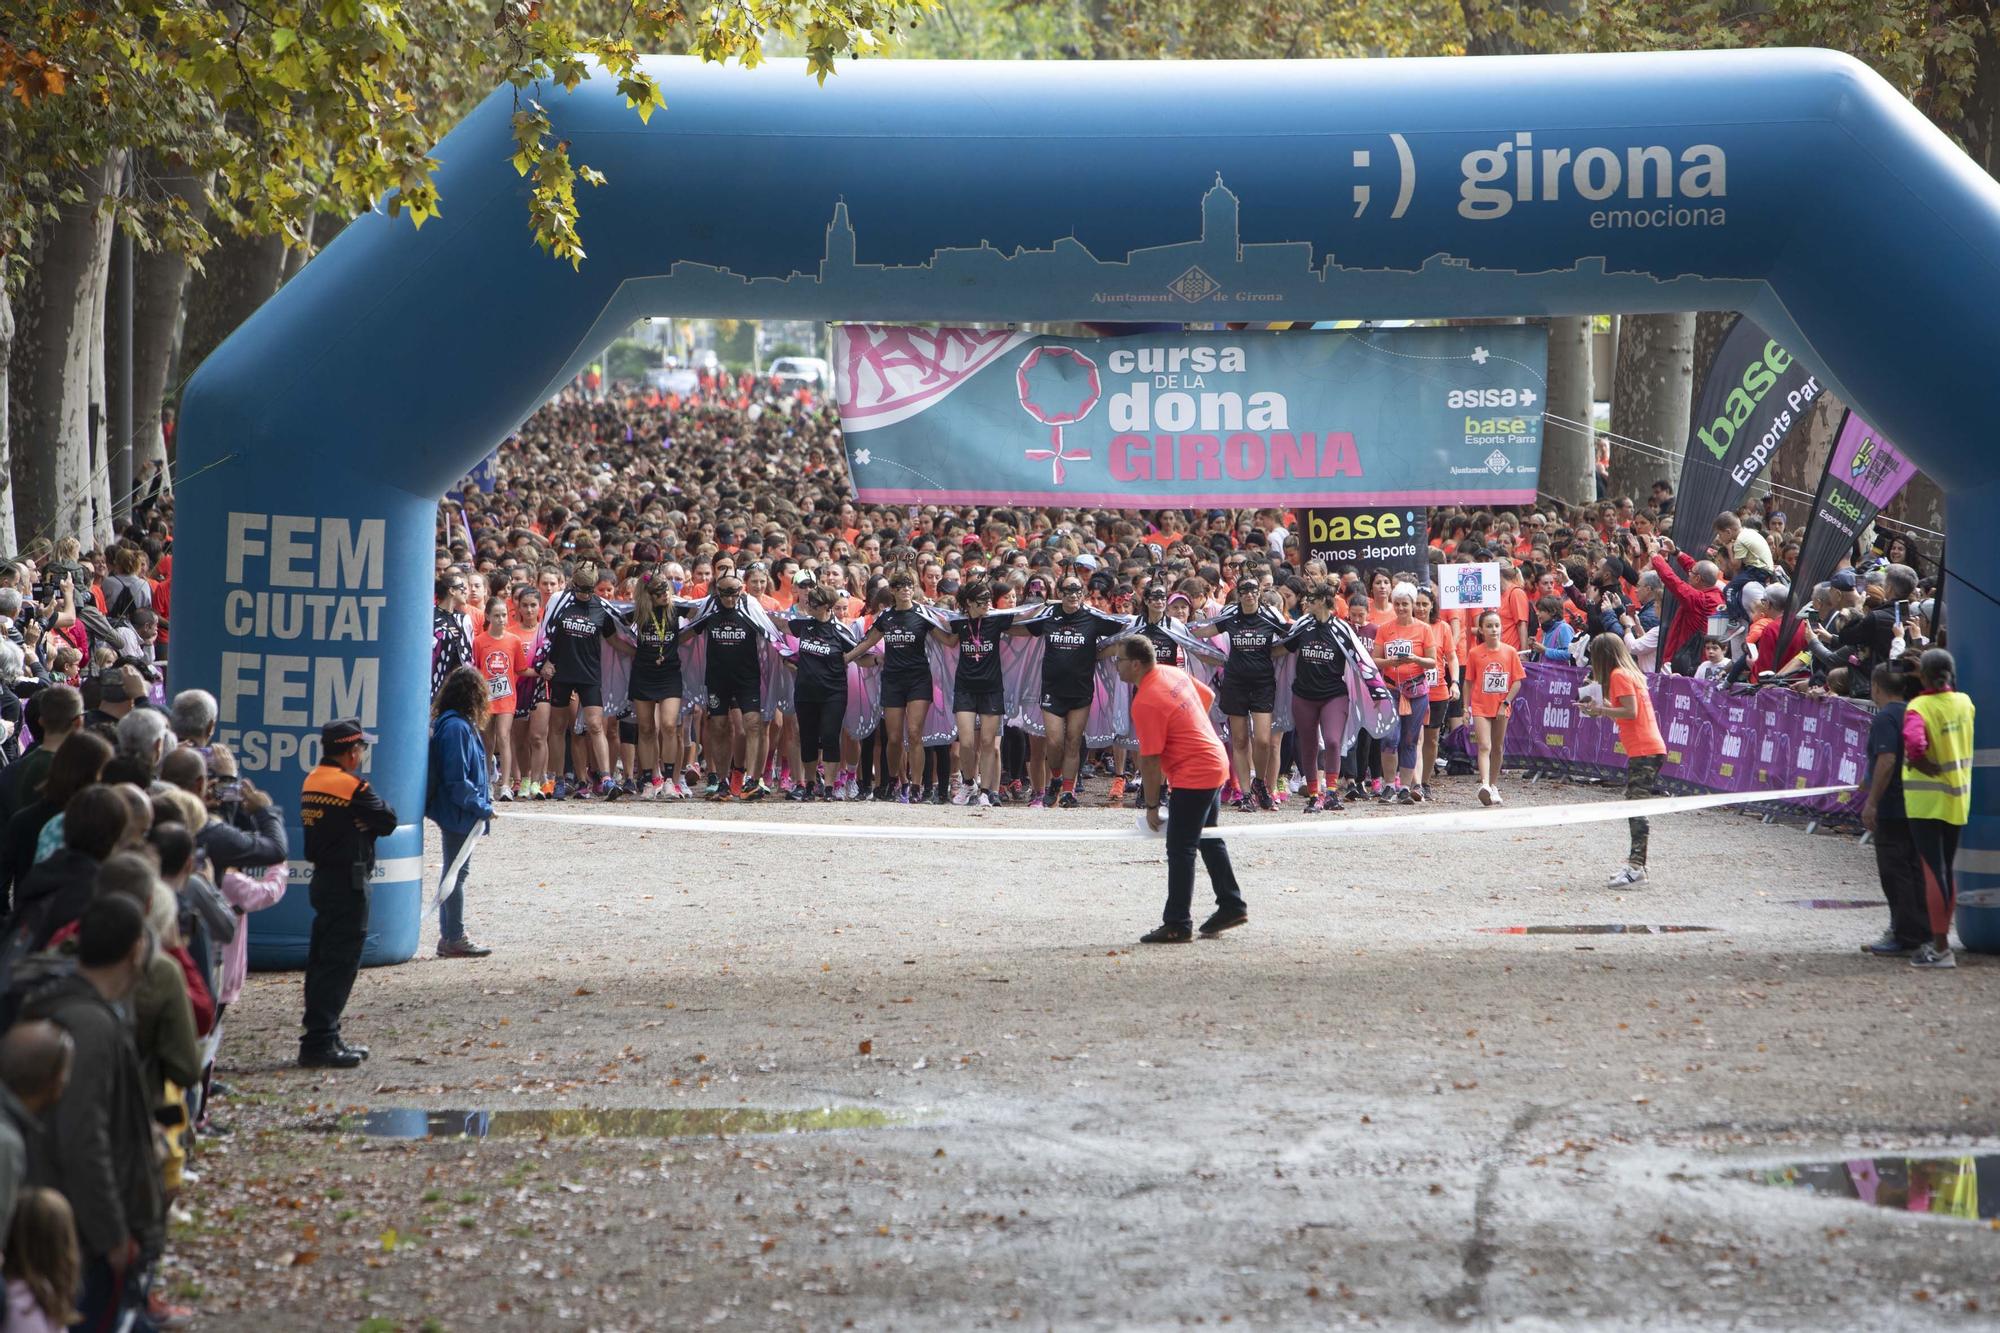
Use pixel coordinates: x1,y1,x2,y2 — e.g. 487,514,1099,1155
175,776,1999,1331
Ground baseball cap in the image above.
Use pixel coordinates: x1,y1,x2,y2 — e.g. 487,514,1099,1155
321,717,378,749
1830,570,1858,592
1073,553,1100,571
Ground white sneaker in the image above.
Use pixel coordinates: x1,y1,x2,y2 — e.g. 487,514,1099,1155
1477,784,1493,807
1489,788,1504,806
1607,865,1648,889
1911,942,1957,969
973,789,993,808
842,777,859,801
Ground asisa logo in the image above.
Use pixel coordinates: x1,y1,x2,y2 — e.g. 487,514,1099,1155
1446,388,1535,409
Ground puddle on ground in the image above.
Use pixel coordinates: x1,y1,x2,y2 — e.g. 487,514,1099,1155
344,1106,901,1141
1782,899,1881,910
1745,1155,2000,1221
1477,924,1719,935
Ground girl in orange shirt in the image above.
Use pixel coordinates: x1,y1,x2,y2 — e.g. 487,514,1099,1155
1369,584,1438,804
1580,633,1667,888
1415,587,1460,801
1464,609,1524,806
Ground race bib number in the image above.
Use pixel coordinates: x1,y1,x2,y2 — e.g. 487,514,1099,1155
1386,639,1412,659
1424,666,1442,688
1483,666,1508,694
487,673,511,700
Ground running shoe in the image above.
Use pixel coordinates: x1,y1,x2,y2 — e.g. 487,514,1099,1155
932,783,949,805
1108,775,1128,803
1394,787,1416,806
1376,785,1399,803
1302,793,1325,814
1324,794,1346,812
1911,943,1957,969
1420,784,1433,802
553,776,573,800
1488,789,1505,806
1232,794,1255,813
1342,781,1364,803
1198,909,1248,937
1029,792,1045,809
1861,931,1917,956
895,783,911,805
703,774,724,800
496,784,514,802
1221,781,1241,806
786,784,808,802
1606,865,1648,889
1253,779,1274,812
1058,790,1080,810
600,776,623,801
573,783,595,802
843,777,860,800
818,781,836,801
918,783,934,804
972,789,994,808
952,784,972,806
1139,924,1193,944
744,778,773,801
1477,784,1494,806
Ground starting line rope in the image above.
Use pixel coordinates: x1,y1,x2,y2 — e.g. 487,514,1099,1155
496,784,1856,844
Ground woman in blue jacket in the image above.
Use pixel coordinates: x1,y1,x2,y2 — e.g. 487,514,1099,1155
427,666,495,958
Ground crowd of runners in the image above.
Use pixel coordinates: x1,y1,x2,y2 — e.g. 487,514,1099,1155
429,380,1946,819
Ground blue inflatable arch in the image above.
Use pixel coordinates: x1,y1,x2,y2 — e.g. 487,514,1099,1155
176,48,2000,964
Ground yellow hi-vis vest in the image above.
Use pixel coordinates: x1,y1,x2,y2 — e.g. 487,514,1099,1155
1903,691,1975,825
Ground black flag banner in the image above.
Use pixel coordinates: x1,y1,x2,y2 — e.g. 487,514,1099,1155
1770,410,1920,676
1654,316,1821,660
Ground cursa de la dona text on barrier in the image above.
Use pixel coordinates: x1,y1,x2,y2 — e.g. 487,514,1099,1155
214,512,386,775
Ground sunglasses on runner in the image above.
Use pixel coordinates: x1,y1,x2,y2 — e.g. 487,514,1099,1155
1060,583,1083,595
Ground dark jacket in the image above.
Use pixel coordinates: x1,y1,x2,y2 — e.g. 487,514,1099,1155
11,847,100,951
424,711,492,836
195,799,287,876
0,795,59,917
300,762,397,873
24,974,163,1258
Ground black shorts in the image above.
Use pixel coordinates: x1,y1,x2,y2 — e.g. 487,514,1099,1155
1426,698,1450,728
618,718,638,746
1217,676,1274,717
1040,688,1092,716
953,685,1005,718
881,674,933,710
629,675,683,704
549,679,602,710
709,676,761,715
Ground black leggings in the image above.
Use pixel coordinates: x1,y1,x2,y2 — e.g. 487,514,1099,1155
1911,817,1962,941
796,692,846,767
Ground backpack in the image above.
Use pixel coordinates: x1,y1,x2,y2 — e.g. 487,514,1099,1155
75,603,131,663
1667,630,1702,677
0,942,76,1033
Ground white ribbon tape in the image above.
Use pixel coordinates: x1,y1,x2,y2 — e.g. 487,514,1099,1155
498,784,1856,843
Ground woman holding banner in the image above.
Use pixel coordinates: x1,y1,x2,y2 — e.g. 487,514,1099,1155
1369,585,1438,805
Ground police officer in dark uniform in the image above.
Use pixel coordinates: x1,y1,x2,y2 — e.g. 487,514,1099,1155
298,718,398,1069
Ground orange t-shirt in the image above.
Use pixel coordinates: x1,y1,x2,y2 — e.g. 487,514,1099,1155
1464,641,1524,718
1373,618,1435,686
473,629,531,705
1607,666,1666,758
1499,585,1531,650
1366,602,1396,630
1132,666,1230,789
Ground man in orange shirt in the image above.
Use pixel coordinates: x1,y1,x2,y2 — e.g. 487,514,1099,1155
1117,637,1247,943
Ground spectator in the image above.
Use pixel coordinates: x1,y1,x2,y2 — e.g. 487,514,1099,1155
0,685,81,828
1650,540,1723,672
0,732,112,920
0,1021,71,1237
4,1187,80,1332
23,894,161,1331
10,781,126,951
168,689,218,748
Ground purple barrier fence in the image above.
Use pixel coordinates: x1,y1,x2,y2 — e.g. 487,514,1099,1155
1446,662,1867,819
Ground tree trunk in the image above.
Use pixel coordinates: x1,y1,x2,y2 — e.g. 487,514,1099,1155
174,227,286,390
1540,315,1595,505
0,284,17,554
88,233,116,547
1607,312,1696,502
8,154,122,550
130,168,211,484
1923,10,2000,177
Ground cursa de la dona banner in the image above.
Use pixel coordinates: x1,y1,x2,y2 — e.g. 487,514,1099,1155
834,324,1546,507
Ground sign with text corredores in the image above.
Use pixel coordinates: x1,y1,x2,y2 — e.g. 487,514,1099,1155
834,325,1546,508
